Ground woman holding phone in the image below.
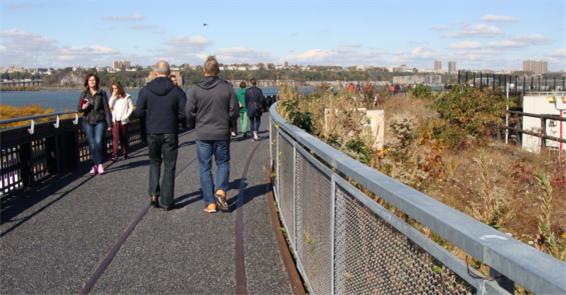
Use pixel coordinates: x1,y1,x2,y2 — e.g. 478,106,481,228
78,73,112,175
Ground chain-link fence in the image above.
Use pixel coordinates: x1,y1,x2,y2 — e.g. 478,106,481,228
269,104,566,295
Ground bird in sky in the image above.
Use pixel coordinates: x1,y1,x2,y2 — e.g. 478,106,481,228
203,23,208,26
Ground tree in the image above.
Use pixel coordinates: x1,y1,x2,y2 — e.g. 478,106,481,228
266,63,275,70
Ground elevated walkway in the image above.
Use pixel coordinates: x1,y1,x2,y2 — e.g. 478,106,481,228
1,115,299,294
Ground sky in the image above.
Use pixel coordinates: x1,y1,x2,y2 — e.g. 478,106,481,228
1,0,565,71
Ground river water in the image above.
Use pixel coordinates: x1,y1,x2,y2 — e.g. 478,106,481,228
1,87,294,112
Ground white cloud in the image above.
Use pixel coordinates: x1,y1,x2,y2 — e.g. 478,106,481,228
480,15,520,23
104,15,129,21
442,24,504,38
548,48,566,57
508,34,553,45
214,47,274,64
446,41,482,49
430,26,448,31
9,4,31,9
0,29,124,68
485,40,527,49
282,47,387,66
161,35,213,52
104,14,147,21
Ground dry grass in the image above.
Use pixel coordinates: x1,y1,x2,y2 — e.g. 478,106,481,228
278,84,566,263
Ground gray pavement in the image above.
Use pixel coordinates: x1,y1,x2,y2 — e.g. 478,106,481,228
1,115,292,294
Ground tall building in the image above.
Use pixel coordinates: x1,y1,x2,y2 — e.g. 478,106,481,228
434,60,442,71
112,60,131,69
523,60,548,75
448,60,457,73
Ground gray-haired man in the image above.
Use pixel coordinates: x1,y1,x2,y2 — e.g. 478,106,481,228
136,60,186,211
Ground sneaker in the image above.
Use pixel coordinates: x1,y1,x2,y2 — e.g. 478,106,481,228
204,203,217,213
215,190,229,212
110,155,120,162
89,166,97,175
242,132,247,137
123,154,128,160
253,132,259,141
231,132,236,137
97,165,105,174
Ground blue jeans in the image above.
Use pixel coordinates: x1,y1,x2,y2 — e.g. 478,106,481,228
196,140,230,206
147,134,178,207
82,122,107,165
248,116,261,133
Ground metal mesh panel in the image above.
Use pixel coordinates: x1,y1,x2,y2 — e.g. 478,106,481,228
1,146,23,195
278,133,295,246
295,151,332,295
334,185,475,295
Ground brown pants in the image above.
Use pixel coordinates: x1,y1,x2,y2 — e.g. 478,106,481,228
112,121,129,156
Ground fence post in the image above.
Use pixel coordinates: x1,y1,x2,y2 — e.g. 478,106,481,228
19,142,33,188
490,269,515,293
541,117,547,150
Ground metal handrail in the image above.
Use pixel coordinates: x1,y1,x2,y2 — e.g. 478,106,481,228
269,102,566,295
0,111,80,134
0,110,78,125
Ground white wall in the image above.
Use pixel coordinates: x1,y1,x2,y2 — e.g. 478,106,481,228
522,94,565,154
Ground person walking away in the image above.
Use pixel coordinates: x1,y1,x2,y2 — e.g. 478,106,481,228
227,81,238,137
236,81,248,137
108,81,134,161
170,74,187,130
136,61,187,211
186,56,239,213
78,73,112,175
244,78,264,141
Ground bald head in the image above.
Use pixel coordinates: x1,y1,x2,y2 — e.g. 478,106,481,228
155,60,170,77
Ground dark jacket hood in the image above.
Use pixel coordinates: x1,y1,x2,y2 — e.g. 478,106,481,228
196,76,223,90
146,76,176,96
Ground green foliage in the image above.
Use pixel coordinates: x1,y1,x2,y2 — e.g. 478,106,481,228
409,84,433,99
279,90,316,135
421,84,514,149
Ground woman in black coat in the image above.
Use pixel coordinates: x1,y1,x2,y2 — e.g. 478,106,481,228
77,73,112,174
244,78,264,141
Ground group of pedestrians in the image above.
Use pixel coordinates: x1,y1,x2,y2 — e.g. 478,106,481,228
77,56,265,213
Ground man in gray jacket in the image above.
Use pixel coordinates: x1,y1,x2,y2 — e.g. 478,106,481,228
186,56,239,213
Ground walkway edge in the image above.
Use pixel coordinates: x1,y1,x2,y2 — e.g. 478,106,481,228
265,160,306,295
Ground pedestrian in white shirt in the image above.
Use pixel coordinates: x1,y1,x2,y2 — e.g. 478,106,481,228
108,81,134,161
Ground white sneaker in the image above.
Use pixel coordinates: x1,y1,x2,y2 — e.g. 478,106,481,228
231,132,236,137
253,132,259,141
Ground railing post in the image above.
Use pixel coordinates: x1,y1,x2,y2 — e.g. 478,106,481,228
292,139,297,253
490,268,515,293
19,142,34,188
330,177,336,295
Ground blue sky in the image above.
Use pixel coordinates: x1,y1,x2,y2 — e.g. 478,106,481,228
1,0,565,71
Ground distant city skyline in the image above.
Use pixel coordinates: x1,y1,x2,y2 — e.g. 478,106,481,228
1,1,564,71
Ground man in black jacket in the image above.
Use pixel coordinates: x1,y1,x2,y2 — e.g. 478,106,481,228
136,60,187,211
186,56,239,213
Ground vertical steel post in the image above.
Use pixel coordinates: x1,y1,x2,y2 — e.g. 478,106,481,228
490,269,515,293
541,117,547,150
330,176,336,295
292,140,297,252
